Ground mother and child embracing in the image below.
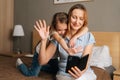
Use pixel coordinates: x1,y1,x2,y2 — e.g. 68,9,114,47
16,4,97,80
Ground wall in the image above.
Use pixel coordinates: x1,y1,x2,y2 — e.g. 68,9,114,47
14,0,120,53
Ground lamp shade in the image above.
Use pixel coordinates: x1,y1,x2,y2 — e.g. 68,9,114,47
13,25,25,37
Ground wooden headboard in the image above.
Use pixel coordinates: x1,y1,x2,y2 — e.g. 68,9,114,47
92,32,120,69
32,29,41,54
32,29,120,69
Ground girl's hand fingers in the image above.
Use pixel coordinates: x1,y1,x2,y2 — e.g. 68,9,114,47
34,25,39,32
34,19,49,40
39,20,43,28
71,48,77,53
75,46,83,53
69,38,75,48
43,19,46,28
35,21,41,30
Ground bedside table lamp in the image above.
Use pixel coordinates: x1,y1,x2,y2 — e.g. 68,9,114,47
13,25,25,54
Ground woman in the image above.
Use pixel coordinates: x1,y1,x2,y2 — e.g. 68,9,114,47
35,4,96,80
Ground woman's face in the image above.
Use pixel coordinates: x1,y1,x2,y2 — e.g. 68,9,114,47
70,9,85,31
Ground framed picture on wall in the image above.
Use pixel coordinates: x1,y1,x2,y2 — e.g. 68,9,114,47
54,0,92,4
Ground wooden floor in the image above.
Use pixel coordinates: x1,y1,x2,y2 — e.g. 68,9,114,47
0,55,113,80
0,55,54,80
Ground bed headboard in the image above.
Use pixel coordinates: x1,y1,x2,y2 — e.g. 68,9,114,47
92,32,120,69
32,29,120,69
32,29,41,54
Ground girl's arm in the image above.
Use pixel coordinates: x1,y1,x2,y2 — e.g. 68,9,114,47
52,27,88,55
69,27,88,48
52,32,68,50
52,32,75,54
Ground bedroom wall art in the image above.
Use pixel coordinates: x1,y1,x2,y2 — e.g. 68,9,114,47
54,0,92,4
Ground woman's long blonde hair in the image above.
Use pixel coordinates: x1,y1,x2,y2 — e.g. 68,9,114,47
67,4,88,33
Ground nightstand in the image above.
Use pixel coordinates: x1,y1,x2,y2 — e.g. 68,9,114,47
114,69,120,80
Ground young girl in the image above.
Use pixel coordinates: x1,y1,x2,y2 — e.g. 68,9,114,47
16,12,88,77
35,4,96,80
48,12,88,54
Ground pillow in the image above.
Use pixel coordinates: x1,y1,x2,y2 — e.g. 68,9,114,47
89,45,112,69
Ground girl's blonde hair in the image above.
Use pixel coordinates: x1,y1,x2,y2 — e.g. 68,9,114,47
50,12,68,33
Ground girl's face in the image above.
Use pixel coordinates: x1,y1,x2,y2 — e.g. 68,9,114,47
70,9,85,31
56,21,67,36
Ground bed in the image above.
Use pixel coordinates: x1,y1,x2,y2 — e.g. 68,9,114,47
0,30,119,80
32,29,120,80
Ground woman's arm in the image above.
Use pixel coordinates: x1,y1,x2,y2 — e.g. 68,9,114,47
81,44,94,73
39,40,57,65
68,44,94,79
